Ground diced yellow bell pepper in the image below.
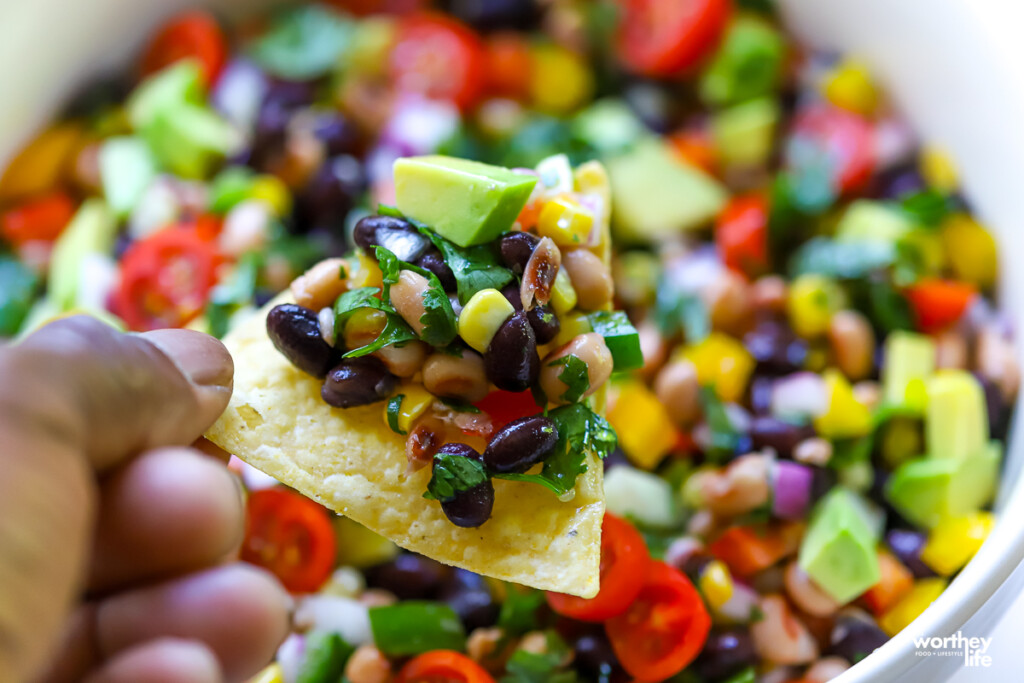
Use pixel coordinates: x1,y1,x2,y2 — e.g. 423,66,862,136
920,146,958,193
0,123,82,201
920,512,994,576
607,379,678,470
348,251,384,289
941,214,998,288
550,267,578,314
384,383,434,434
249,174,292,217
680,333,755,403
248,663,284,683
549,311,592,349
529,43,594,115
879,578,947,636
537,194,594,247
814,369,872,439
458,288,515,353
788,274,846,338
334,516,399,569
822,60,879,117
700,559,734,611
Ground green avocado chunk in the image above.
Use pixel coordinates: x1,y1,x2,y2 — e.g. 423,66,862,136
394,156,537,247
926,370,989,460
140,104,240,180
881,331,936,413
99,137,158,218
835,200,914,244
296,631,354,683
603,465,680,528
711,97,780,168
798,488,881,603
127,60,205,131
586,311,643,371
48,199,118,311
886,442,1000,529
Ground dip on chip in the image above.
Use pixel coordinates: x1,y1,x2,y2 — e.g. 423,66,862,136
207,156,639,597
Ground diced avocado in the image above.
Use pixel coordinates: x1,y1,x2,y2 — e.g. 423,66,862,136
586,311,643,371
99,137,158,218
296,631,355,683
886,442,1000,528
926,371,989,459
607,137,726,243
835,200,914,243
127,60,205,131
49,200,118,311
140,103,241,179
393,156,538,248
798,488,881,603
209,166,256,214
881,331,936,412
699,16,785,106
571,99,644,156
0,256,40,336
604,465,680,528
711,97,779,168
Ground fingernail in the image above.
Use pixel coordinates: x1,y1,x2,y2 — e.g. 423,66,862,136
142,329,234,388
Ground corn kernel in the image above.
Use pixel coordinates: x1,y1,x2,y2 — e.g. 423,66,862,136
920,512,994,576
814,369,872,439
0,123,82,201
344,307,387,349
333,516,398,569
529,43,594,115
549,310,592,349
787,274,846,338
822,60,879,117
249,663,285,683
348,251,384,289
607,379,678,469
878,578,947,636
699,560,734,611
537,195,594,247
249,174,292,217
680,333,755,403
920,146,958,193
458,288,515,353
550,267,578,314
384,383,434,434
942,214,998,288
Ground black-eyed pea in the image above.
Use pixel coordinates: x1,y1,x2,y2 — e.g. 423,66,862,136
784,561,840,617
374,340,428,378
750,594,819,665
638,320,668,379
390,269,431,335
805,656,851,682
977,326,1021,400
828,310,875,380
343,645,392,683
704,270,754,336
654,359,701,427
291,257,349,311
539,333,613,403
562,248,613,311
934,329,968,369
852,380,882,410
751,275,788,313
423,351,489,402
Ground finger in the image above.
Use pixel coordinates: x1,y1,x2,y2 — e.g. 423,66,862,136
82,639,222,683
88,448,244,593
194,437,232,464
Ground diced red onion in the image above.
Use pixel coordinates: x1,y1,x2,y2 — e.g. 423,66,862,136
275,633,305,683
716,580,760,622
771,460,813,520
665,536,704,571
771,372,828,421
381,95,460,156
293,596,372,646
78,253,119,314
873,116,917,171
211,59,268,133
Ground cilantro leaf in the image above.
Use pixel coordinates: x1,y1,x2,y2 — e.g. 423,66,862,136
386,395,407,435
373,246,457,347
788,236,895,279
497,587,545,637
424,452,490,502
205,252,262,338
248,5,352,81
440,397,482,414
899,190,952,227
343,315,419,358
550,354,590,403
654,283,709,343
333,287,419,358
418,229,514,305
699,386,741,462
501,633,578,683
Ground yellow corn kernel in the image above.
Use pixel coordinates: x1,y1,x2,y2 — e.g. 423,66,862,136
680,333,755,403
942,214,998,288
822,60,879,117
348,251,384,289
550,267,578,315
0,123,82,201
249,174,292,217
458,288,515,353
814,369,872,439
385,384,434,434
920,512,994,576
607,379,678,469
529,43,594,115
549,311,592,349
787,274,846,338
333,516,398,569
879,578,947,636
248,663,284,683
920,146,958,193
344,307,387,349
699,560,734,611
537,195,594,247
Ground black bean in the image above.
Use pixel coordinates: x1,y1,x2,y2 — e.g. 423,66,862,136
498,232,540,274
484,312,539,392
321,357,397,408
267,304,338,377
748,375,775,414
417,251,457,292
624,80,691,134
365,553,450,600
446,0,540,32
376,226,431,263
977,374,1010,441
886,529,935,579
444,586,500,631
748,416,813,456
483,416,558,474
681,552,714,583
526,305,560,344
501,283,524,311
437,442,482,461
441,480,495,528
809,465,837,504
311,111,361,156
692,628,758,681
295,155,365,235
828,612,889,663
744,320,807,375
573,631,624,682
602,447,630,472
353,214,418,252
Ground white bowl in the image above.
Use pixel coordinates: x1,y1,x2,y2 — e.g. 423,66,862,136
3,1,1022,680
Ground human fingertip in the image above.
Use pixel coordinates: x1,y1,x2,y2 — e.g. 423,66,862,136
141,329,234,390
82,638,221,683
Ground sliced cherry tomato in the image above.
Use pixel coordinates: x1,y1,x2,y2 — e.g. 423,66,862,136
141,11,227,86
0,191,75,245
390,13,487,110
905,278,976,333
605,561,711,681
715,193,769,277
617,0,731,78
474,389,543,429
708,522,803,577
397,650,495,683
484,33,532,101
114,226,223,331
547,513,650,622
669,129,718,175
787,103,874,195
241,488,337,594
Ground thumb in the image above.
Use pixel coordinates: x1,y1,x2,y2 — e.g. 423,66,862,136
0,317,233,682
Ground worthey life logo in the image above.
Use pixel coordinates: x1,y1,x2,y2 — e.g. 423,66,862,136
913,631,993,668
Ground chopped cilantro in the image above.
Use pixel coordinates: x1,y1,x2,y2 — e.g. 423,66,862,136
501,632,578,683
899,190,952,227
373,246,457,347
788,236,895,279
332,287,418,358
497,587,546,637
654,284,709,343
867,278,915,333
699,386,742,462
550,354,590,403
440,397,482,414
424,451,490,502
418,228,514,305
205,252,262,339
386,395,406,435
248,5,352,81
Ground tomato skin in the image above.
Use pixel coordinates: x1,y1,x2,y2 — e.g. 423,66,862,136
547,513,651,622
669,129,718,175
473,390,543,429
787,104,874,195
715,193,769,276
905,278,976,333
0,191,75,245
397,650,496,683
605,561,711,682
241,488,337,594
141,11,227,86
617,0,732,78
390,13,487,111
113,226,223,331
484,33,533,101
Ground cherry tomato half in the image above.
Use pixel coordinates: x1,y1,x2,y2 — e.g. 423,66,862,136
0,191,75,245
787,103,874,195
715,193,769,277
390,13,487,111
605,561,711,682
905,278,977,333
617,0,731,78
547,513,650,622
397,650,496,683
484,33,533,101
241,488,337,594
474,389,543,430
113,226,223,331
141,11,227,86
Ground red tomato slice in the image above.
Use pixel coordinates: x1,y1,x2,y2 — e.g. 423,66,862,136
390,13,487,110
141,11,227,86
474,389,543,429
547,513,650,622
397,650,496,683
484,33,533,101
113,226,223,331
715,193,769,277
669,129,718,175
0,191,75,245
241,488,337,594
605,561,711,682
905,278,977,333
787,103,874,195
617,0,731,78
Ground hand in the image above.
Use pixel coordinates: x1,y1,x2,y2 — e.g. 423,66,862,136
0,317,290,683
